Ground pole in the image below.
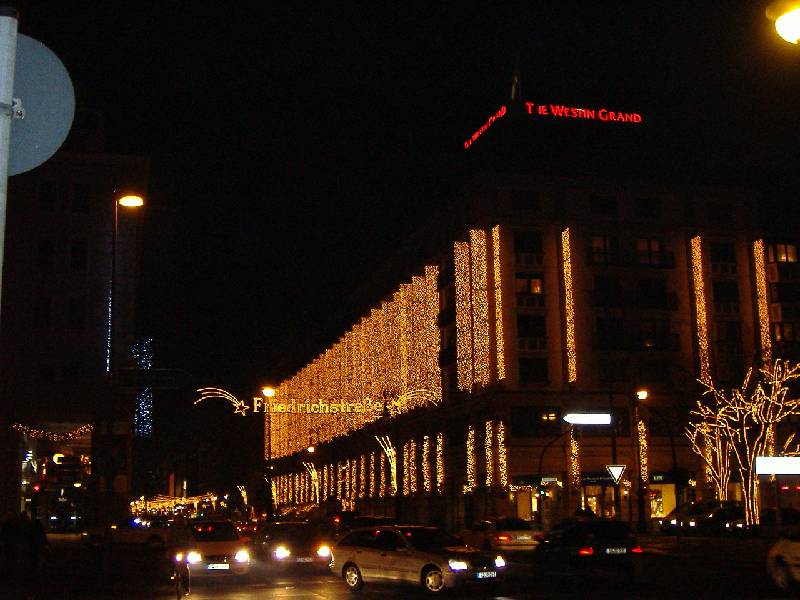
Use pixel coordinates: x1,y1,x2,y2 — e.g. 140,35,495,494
266,405,273,519
609,391,621,519
0,8,17,321
634,403,647,532
536,429,568,527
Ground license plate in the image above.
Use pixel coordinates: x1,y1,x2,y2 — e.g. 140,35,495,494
605,548,626,555
517,535,532,541
297,557,313,563
476,571,497,579
208,563,230,570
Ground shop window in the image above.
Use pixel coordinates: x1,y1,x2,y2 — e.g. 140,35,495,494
768,243,798,264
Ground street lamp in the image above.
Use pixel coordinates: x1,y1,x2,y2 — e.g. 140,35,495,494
633,389,648,532
262,386,275,518
767,2,800,44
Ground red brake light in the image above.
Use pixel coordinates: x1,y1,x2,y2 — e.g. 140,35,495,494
578,547,594,556
333,516,340,524
32,483,41,493
631,546,644,554
497,535,511,541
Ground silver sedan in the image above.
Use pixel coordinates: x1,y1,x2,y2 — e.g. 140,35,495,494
331,525,506,593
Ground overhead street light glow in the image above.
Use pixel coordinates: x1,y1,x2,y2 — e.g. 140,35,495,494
563,413,611,425
767,2,800,44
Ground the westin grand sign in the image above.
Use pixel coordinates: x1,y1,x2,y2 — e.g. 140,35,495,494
464,100,644,149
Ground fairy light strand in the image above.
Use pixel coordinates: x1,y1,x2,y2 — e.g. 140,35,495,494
465,425,476,493
492,225,506,380
753,239,773,364
497,421,508,488
562,228,577,383
436,432,445,495
455,241,473,390
422,435,431,493
691,236,711,383
485,420,494,487
470,229,491,386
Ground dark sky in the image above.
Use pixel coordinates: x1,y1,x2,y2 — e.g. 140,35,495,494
11,2,800,422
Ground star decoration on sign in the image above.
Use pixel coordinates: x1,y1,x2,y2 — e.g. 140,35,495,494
233,400,250,416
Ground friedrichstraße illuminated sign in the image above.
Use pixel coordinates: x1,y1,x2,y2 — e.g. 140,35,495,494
463,100,644,149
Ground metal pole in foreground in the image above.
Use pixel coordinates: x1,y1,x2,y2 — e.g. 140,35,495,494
0,8,18,321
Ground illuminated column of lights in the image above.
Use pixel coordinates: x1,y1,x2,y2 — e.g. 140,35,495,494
409,438,418,494
335,462,341,500
380,451,387,498
470,229,491,386
360,454,366,499
569,427,581,488
485,420,494,487
369,452,376,498
767,424,777,482
322,464,328,500
131,338,154,438
497,421,508,488
455,241,474,390
753,239,773,364
270,481,277,509
436,432,444,495
691,236,711,383
330,463,335,500
350,459,356,502
399,284,411,396
638,419,649,484
422,436,431,493
561,228,577,383
403,441,410,496
492,225,506,380
464,425,476,493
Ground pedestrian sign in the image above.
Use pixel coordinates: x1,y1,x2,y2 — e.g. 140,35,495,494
606,465,626,484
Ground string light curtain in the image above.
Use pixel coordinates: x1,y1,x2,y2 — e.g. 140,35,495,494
753,239,773,364
690,236,711,384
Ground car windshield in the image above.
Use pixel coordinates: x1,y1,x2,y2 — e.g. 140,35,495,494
191,522,239,542
268,524,316,541
400,527,461,550
582,521,631,539
495,518,532,531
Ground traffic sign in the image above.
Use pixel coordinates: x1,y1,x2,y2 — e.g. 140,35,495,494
606,464,626,484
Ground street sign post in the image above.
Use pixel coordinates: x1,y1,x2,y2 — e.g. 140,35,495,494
606,464,626,484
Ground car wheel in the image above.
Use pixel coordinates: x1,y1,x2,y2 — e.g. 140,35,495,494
343,563,363,592
422,565,445,593
770,558,794,591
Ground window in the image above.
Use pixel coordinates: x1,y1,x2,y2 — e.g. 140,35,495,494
70,240,87,273
590,195,617,216
33,296,52,329
515,273,544,307
38,181,57,212
338,529,379,548
537,408,561,436
67,295,87,330
636,238,663,265
518,357,548,384
510,190,540,211
513,231,543,253
639,319,671,349
589,235,618,264
768,243,798,264
70,183,92,213
634,197,661,218
598,359,627,383
510,406,561,437
774,322,800,343
37,240,54,272
709,242,736,264
517,315,546,347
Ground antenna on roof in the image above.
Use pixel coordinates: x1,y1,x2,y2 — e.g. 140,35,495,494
510,59,521,103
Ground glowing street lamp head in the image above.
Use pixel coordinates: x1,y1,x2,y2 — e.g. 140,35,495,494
636,389,649,401
118,194,144,207
262,387,276,398
563,413,612,425
767,2,800,44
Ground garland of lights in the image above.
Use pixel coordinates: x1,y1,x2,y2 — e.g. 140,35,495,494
561,228,577,383
470,230,491,386
422,436,431,493
455,241,473,391
436,432,444,495
12,422,93,441
637,418,649,484
690,236,711,383
380,451,387,498
485,420,494,487
569,427,581,488
360,454,366,499
303,462,319,505
753,240,773,364
369,452,376,498
492,225,506,380
376,435,397,496
497,421,508,488
464,425,476,493
403,441,410,496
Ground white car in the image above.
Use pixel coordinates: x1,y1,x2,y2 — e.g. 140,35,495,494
331,525,505,594
767,529,800,591
461,517,539,552
172,519,252,580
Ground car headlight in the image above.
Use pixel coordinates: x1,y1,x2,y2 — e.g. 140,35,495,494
736,523,744,528
495,555,506,568
670,519,677,525
274,545,291,560
316,545,331,558
187,550,202,564
174,552,184,562
689,521,696,527
448,558,470,572
234,549,250,563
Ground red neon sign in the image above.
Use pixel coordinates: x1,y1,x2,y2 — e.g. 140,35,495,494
463,105,507,149
464,100,643,149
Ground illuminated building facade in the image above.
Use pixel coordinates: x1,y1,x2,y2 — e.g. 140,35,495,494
0,109,149,522
268,99,785,530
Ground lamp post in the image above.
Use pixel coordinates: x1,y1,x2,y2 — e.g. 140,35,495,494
262,386,275,518
767,2,800,44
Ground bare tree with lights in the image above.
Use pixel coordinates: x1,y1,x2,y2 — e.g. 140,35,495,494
686,360,800,526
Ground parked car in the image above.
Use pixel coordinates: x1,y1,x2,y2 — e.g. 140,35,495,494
461,517,539,552
256,521,333,569
172,519,251,580
727,507,800,536
81,516,171,548
767,527,800,591
533,518,643,579
657,500,741,534
331,525,506,593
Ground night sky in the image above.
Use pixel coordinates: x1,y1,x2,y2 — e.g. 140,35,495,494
9,2,800,481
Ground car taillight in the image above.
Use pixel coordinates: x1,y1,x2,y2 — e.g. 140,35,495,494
497,535,511,542
631,546,644,554
578,547,594,556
